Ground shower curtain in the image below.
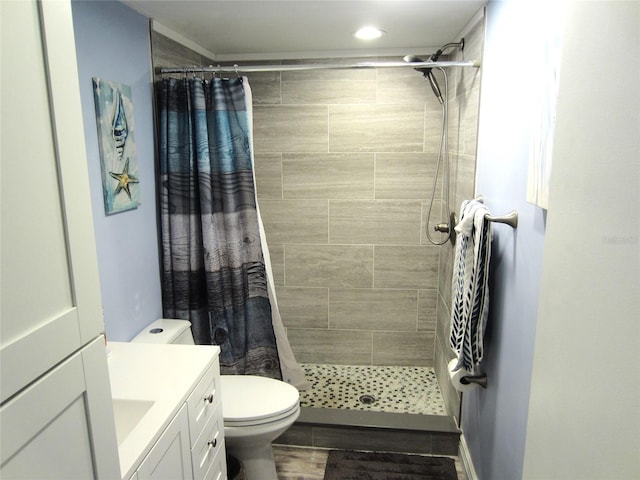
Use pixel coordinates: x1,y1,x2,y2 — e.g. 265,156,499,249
156,77,307,387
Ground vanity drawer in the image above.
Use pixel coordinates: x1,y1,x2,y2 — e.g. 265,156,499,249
191,410,225,480
186,362,220,444
202,445,226,480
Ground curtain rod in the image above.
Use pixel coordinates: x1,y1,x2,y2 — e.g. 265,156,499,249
156,60,479,75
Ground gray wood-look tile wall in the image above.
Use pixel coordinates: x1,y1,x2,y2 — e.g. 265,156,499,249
244,48,483,368
434,13,485,419
150,10,483,386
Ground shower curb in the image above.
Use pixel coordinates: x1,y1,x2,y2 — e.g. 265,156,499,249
275,407,460,456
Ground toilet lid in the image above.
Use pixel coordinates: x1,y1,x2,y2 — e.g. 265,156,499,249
220,375,299,423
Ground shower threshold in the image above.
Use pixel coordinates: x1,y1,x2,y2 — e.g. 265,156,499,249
275,364,460,456
276,407,460,456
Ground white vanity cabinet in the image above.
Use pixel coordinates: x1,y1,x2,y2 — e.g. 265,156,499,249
186,363,226,480
135,362,226,480
109,343,227,480
137,405,193,480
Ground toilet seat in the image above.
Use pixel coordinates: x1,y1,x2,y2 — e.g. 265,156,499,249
223,402,300,427
220,375,300,427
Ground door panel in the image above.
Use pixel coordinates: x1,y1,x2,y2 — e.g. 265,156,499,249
137,405,193,480
0,0,105,403
0,338,120,480
1,352,93,478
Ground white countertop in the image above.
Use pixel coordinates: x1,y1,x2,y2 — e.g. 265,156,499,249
107,342,220,480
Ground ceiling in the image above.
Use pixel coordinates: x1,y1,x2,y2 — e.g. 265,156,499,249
121,1,485,60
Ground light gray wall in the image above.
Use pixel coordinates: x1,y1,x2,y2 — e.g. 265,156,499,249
245,61,444,367
72,0,162,341
462,2,549,478
237,11,484,370
523,2,639,478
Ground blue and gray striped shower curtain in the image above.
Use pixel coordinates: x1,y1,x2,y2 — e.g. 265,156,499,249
156,77,281,380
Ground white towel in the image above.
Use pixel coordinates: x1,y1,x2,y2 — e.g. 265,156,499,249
449,199,493,373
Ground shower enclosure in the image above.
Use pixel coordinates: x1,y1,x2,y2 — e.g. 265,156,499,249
150,8,484,432
248,61,452,416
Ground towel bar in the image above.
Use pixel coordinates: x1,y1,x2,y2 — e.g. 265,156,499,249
485,210,518,228
472,195,518,229
445,197,518,244
460,374,488,389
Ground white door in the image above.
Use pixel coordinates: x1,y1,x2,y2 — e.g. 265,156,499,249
0,1,119,478
1,0,104,401
0,338,118,479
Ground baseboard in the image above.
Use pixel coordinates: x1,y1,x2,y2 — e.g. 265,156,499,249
459,434,479,480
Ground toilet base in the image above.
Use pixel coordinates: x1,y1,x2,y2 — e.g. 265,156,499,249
226,442,278,480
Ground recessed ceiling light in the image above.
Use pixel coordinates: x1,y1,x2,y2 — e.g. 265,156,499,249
353,26,386,40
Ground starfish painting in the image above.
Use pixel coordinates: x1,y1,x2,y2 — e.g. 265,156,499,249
93,78,140,214
109,158,138,199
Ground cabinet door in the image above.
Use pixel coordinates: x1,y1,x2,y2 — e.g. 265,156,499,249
137,405,194,480
1,0,104,402
0,338,120,479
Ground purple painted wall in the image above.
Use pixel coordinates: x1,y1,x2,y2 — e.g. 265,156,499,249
461,2,548,478
72,0,162,341
523,2,639,477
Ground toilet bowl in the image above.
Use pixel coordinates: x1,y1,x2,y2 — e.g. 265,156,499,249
132,319,300,480
221,375,299,480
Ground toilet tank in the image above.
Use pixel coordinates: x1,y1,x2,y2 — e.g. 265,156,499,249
131,319,195,345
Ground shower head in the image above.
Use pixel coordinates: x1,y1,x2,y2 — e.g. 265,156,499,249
403,54,444,104
403,38,465,67
402,54,426,63
403,38,465,105
402,54,430,74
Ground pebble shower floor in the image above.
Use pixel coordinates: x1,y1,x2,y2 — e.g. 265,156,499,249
299,364,447,415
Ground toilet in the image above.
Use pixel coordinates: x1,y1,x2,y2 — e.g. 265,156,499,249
132,319,300,480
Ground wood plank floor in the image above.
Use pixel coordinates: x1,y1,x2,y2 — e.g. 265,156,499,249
273,445,467,480
274,445,329,480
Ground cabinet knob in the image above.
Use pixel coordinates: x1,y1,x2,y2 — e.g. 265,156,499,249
204,393,214,404
207,438,217,449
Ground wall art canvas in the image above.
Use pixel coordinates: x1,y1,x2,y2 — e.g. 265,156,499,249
526,8,565,210
92,78,140,215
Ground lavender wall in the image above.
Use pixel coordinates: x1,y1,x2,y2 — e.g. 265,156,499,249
72,0,162,341
461,2,548,479
523,2,640,477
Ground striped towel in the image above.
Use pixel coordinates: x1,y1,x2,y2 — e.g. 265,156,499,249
449,199,493,373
